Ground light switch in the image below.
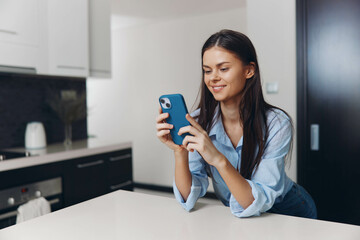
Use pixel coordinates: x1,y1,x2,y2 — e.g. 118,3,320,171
266,82,279,94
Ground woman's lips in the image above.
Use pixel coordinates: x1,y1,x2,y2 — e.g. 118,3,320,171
212,85,226,93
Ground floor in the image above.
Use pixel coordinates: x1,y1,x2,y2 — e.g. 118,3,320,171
133,188,222,205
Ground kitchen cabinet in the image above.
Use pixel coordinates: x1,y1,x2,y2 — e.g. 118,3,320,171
0,161,63,192
0,0,111,78
0,147,132,210
63,153,107,206
0,42,38,70
107,149,133,192
63,149,133,206
0,0,40,70
0,0,39,46
46,0,89,77
89,0,112,78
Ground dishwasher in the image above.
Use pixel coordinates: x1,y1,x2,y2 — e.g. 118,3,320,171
0,177,63,229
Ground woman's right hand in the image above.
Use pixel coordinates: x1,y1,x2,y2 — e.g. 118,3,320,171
156,107,186,153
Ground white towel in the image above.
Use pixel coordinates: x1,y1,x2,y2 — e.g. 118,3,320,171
16,197,51,224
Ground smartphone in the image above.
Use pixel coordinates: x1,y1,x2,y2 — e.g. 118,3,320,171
159,94,190,145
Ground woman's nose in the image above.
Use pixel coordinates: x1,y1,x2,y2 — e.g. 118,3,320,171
210,71,220,81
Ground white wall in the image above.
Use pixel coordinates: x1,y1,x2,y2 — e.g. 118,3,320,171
246,0,297,181
87,0,297,188
87,8,248,187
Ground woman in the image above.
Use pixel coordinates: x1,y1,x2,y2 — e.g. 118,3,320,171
156,29,317,219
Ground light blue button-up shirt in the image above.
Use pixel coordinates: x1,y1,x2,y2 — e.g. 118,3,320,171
173,107,294,218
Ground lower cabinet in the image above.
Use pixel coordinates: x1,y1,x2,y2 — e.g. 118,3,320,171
63,148,133,206
63,154,107,206
0,147,132,229
107,149,133,192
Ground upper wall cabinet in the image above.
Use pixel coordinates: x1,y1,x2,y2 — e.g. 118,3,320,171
0,0,111,78
46,0,89,77
89,0,111,78
0,0,39,45
0,0,40,69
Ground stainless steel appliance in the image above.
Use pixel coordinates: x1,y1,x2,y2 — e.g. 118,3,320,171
0,177,63,229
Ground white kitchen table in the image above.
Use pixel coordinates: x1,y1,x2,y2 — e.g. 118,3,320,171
0,190,359,240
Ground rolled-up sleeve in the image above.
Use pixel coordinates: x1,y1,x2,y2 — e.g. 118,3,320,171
230,112,292,217
173,150,209,211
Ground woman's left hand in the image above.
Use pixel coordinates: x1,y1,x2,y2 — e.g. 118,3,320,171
178,114,225,168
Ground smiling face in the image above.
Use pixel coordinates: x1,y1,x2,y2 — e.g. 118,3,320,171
202,46,254,105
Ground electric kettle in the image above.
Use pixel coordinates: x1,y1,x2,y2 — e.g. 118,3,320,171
25,122,47,149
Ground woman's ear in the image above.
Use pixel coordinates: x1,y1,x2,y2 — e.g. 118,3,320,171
246,62,256,79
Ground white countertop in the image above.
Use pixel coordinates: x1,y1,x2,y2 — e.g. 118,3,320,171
0,190,359,240
0,139,132,172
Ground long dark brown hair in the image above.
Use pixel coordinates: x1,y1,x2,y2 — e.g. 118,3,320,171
196,29,293,180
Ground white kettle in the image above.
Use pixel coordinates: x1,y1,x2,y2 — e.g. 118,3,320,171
25,122,47,149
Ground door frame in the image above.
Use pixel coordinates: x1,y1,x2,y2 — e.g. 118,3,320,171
296,0,308,186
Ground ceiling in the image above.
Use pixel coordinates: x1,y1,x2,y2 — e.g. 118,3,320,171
111,0,246,20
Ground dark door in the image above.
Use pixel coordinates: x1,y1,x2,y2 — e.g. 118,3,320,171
297,0,360,225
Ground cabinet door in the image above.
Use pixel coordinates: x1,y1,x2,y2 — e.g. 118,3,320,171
0,0,39,46
107,149,133,192
63,154,107,206
0,42,38,69
0,0,40,69
47,0,89,77
89,0,111,78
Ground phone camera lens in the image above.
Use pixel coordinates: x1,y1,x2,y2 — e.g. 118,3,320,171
166,103,171,108
160,99,165,103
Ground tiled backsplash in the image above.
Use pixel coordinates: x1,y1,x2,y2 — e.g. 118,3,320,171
0,72,87,148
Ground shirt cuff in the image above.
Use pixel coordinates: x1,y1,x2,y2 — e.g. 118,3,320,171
173,176,204,212
229,180,273,218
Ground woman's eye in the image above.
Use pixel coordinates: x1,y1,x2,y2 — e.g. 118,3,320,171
204,70,212,74
220,68,229,72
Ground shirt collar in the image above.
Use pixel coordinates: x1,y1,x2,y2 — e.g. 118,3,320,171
208,105,243,149
209,104,221,137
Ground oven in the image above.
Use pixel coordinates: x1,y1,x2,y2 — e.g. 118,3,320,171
0,177,63,229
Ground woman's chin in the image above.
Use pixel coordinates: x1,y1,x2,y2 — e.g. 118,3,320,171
210,92,225,101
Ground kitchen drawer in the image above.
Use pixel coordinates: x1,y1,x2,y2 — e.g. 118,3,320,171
0,162,63,190
106,149,133,192
107,149,132,181
63,154,107,206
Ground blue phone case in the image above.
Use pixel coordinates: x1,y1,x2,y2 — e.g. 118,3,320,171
159,94,190,145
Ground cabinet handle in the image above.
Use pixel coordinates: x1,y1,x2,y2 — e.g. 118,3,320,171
0,29,17,35
110,181,132,191
77,160,104,169
109,154,132,162
57,65,86,70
